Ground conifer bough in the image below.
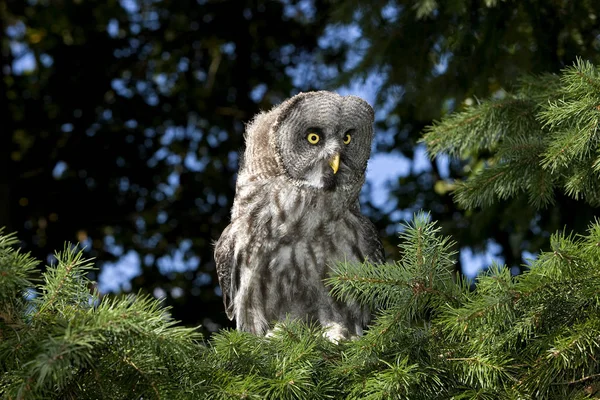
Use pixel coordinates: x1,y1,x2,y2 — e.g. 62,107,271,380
3,212,600,398
422,57,600,209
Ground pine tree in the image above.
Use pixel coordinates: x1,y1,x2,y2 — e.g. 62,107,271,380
3,58,600,399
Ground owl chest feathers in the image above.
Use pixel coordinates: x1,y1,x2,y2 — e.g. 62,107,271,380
229,176,369,333
232,176,367,270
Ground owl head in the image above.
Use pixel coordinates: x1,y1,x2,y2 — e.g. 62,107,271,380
242,91,375,193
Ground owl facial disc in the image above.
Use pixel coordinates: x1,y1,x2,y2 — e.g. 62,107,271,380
270,90,374,192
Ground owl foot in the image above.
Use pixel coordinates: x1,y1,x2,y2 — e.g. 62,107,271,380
265,323,284,339
323,323,349,344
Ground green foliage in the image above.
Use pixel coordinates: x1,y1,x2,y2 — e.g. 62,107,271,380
0,238,205,399
4,210,600,399
0,229,38,310
423,58,600,209
326,212,459,317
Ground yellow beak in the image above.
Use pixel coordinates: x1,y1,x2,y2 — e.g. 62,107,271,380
329,153,340,174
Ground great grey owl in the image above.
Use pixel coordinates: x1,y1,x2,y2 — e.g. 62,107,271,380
214,90,384,341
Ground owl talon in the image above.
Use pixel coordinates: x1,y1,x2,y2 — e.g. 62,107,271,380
265,324,284,339
323,323,349,344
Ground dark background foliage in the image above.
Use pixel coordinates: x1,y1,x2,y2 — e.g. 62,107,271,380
2,0,599,336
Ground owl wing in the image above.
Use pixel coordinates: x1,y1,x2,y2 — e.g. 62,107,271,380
354,209,385,265
365,220,385,265
214,224,237,320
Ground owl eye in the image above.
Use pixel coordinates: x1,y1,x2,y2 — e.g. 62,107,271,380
343,134,352,144
307,133,320,144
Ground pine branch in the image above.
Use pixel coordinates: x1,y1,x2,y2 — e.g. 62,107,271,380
0,229,39,295
0,233,206,399
424,97,539,159
358,356,439,399
326,212,459,315
4,216,600,398
33,244,95,320
422,57,600,209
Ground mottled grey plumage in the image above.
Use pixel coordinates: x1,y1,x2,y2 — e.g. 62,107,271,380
214,91,384,341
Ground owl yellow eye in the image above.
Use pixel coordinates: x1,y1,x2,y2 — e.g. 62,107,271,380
343,134,352,144
307,133,320,144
